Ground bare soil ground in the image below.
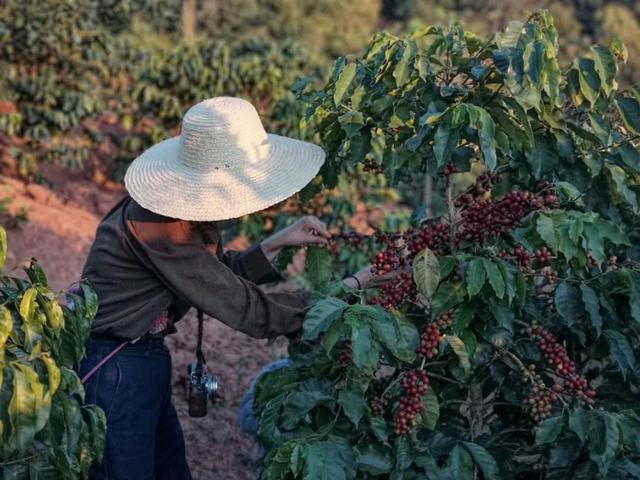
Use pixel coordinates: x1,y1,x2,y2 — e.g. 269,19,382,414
2,174,289,480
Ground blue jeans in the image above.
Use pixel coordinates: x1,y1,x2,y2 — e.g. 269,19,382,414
79,336,192,480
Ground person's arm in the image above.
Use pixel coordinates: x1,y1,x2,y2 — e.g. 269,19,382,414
216,215,331,285
218,243,283,285
128,219,307,339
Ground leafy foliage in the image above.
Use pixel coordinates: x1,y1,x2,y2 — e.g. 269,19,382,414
257,11,640,479
0,0,324,179
0,230,105,479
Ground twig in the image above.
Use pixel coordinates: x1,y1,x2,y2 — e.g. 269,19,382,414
426,372,464,386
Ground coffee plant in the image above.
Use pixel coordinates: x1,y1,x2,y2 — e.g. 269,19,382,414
0,0,325,179
0,229,106,479
255,11,640,479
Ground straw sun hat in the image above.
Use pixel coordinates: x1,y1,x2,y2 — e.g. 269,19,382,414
124,97,326,221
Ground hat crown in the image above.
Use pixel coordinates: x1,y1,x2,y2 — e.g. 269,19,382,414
179,97,269,171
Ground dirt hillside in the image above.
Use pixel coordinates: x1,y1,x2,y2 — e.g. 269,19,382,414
2,174,288,480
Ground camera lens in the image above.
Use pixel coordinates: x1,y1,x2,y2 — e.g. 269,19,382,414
205,375,219,400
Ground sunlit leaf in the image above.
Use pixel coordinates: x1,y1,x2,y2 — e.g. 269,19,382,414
413,248,440,299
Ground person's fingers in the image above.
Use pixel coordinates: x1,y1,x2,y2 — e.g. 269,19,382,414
304,216,331,238
305,235,329,245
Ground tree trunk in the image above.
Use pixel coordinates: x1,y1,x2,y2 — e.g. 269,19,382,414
182,0,197,43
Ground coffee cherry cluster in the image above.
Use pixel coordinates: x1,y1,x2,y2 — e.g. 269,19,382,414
394,369,430,435
535,247,551,266
370,396,387,416
372,249,404,275
543,266,558,284
368,381,391,416
370,271,414,310
406,222,450,257
455,173,503,208
513,245,532,268
456,190,547,245
587,251,599,268
334,231,366,249
528,326,595,402
417,323,442,359
526,381,559,423
363,158,385,174
441,164,461,177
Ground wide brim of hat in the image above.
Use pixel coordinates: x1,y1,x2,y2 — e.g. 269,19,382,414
124,134,325,221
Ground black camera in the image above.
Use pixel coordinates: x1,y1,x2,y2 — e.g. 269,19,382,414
187,361,220,417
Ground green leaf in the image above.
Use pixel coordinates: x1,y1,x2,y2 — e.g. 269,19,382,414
526,135,559,179
391,313,419,362
393,40,417,87
262,441,296,480
338,386,366,427
357,443,394,475
254,368,298,415
305,246,334,292
615,95,640,135
370,416,389,444
446,445,474,479
536,215,559,251
555,282,584,326
419,388,439,430
462,442,499,479
453,303,475,333
432,282,466,316
257,394,286,450
556,181,584,205
536,415,565,445
347,315,380,370
433,122,459,168
281,380,336,430
482,259,505,299
628,272,640,324
0,305,13,348
577,58,601,104
605,329,637,380
446,335,471,373
338,111,364,138
80,283,99,320
9,363,49,449
580,284,602,336
618,143,640,171
592,46,617,94
606,164,639,213
333,63,357,106
466,258,486,297
304,438,357,480
569,410,588,444
466,105,497,170
590,412,621,471
40,353,61,393
413,248,440,299
0,226,6,270
303,297,348,341
19,287,39,322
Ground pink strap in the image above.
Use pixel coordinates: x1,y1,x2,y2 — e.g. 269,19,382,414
81,341,129,384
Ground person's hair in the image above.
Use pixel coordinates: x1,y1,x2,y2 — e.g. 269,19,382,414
191,221,219,244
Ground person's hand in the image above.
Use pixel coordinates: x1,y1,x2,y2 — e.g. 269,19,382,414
344,265,409,290
261,216,331,261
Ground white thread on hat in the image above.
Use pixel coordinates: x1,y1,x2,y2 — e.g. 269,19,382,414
124,97,326,221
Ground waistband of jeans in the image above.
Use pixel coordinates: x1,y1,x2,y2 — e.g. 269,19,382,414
88,332,166,349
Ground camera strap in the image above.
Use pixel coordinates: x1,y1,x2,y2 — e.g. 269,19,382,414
196,309,206,365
